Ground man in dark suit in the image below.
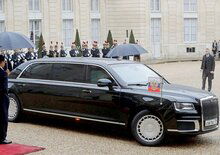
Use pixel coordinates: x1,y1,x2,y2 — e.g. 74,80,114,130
0,55,12,144
201,48,215,92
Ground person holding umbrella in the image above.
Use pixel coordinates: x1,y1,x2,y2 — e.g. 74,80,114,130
111,40,118,49
0,55,12,144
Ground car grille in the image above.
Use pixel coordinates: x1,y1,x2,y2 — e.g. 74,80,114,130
200,96,219,131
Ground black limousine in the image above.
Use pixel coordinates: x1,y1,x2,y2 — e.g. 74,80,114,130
8,58,219,146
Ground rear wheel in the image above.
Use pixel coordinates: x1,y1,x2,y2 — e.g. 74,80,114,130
131,110,165,146
8,93,21,122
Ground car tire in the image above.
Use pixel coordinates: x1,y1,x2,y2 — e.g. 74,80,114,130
131,110,165,146
8,93,21,122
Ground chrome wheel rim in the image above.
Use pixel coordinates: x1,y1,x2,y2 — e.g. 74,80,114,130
8,97,18,120
136,115,164,143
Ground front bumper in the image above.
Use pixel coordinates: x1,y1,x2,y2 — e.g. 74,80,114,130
167,119,219,134
167,96,219,135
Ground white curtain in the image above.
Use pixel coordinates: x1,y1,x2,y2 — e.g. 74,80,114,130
62,19,73,47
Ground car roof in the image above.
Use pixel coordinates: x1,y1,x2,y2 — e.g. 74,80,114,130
28,57,137,66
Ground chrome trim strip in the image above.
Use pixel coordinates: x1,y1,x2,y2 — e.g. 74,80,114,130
9,78,119,91
16,61,121,88
200,96,219,131
23,108,126,126
167,120,200,133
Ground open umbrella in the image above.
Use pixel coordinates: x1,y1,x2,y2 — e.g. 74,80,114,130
0,32,35,50
106,44,147,58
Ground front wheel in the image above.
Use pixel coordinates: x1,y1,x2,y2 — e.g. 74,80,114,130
8,93,21,122
131,110,165,146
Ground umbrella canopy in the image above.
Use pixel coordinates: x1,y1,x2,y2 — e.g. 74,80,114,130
0,32,35,50
106,44,147,57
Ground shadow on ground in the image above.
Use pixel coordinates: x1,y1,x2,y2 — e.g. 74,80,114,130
17,113,215,148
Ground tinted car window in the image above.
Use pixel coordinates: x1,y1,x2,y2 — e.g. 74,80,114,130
9,68,23,79
20,63,52,80
52,63,85,83
87,65,113,84
9,63,28,79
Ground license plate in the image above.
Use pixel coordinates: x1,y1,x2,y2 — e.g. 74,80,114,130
205,118,218,127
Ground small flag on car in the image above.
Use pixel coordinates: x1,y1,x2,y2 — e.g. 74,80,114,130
148,77,162,93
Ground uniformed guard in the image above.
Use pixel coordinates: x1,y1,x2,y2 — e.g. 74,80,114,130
82,41,90,57
102,41,110,58
111,39,118,49
33,49,38,59
11,51,21,69
69,42,78,57
0,55,12,144
42,43,48,58
48,41,55,57
19,50,26,64
60,42,67,57
25,48,34,61
54,42,59,57
91,41,100,57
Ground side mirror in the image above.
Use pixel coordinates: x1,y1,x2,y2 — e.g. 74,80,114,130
97,79,113,89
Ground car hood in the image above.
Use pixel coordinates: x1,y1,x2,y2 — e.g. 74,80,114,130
127,83,215,102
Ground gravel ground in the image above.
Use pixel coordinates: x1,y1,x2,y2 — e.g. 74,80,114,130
7,60,220,155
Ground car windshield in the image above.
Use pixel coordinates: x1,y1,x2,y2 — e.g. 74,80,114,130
110,63,162,85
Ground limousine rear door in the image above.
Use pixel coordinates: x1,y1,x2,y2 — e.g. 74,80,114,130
47,63,87,115
17,63,53,110
80,65,124,123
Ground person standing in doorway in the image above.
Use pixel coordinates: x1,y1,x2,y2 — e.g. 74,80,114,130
212,40,217,57
0,55,12,144
201,48,215,92
217,40,220,59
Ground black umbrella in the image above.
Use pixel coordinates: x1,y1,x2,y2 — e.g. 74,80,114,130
0,32,35,50
106,44,147,57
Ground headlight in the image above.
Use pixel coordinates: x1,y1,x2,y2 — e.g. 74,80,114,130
174,102,195,111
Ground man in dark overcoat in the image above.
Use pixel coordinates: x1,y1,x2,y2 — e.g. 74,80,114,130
201,48,215,92
0,55,12,144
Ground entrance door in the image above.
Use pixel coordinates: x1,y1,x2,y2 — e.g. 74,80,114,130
151,18,161,58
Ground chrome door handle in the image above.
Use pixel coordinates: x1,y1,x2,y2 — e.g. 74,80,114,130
82,89,92,93
18,83,26,87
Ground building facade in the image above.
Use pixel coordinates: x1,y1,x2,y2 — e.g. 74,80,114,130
0,0,220,61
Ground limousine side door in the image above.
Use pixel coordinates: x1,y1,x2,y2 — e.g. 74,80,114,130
46,63,87,115
16,63,53,110
80,65,125,123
